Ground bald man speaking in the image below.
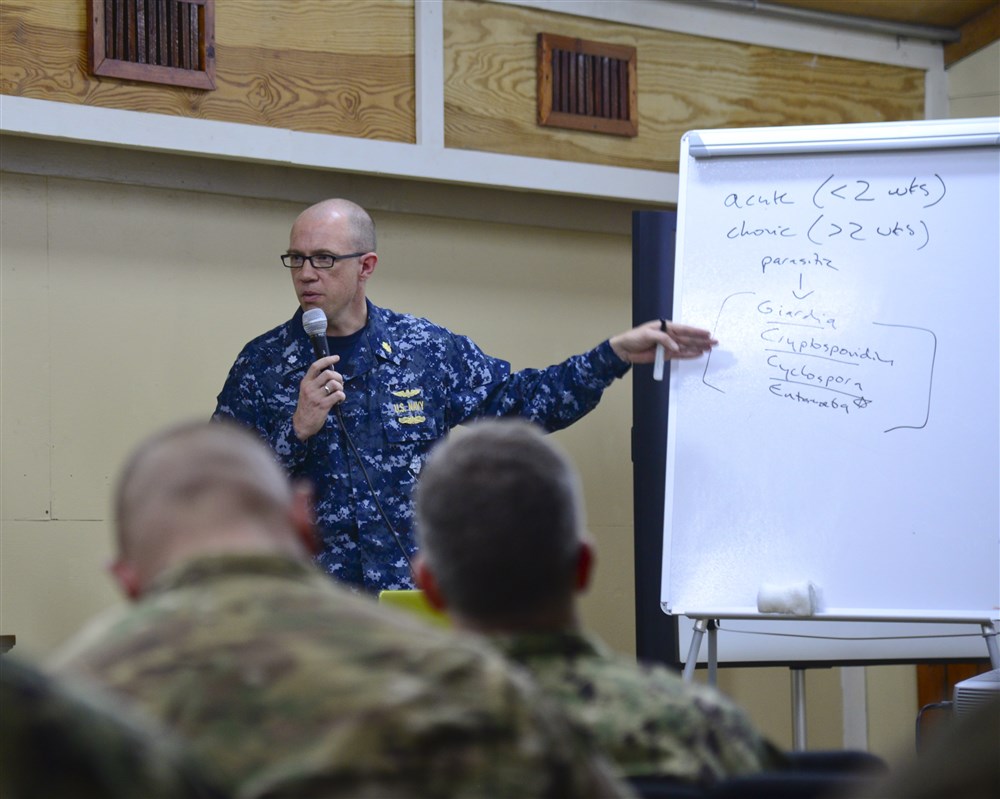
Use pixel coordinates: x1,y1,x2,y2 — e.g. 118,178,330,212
214,198,716,592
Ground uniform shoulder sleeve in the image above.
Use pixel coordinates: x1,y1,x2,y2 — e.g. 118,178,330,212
452,337,631,432
212,321,313,472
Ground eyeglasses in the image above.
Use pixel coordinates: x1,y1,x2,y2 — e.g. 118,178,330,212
281,252,367,269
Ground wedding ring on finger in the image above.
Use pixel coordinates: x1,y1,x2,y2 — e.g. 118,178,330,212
323,384,332,395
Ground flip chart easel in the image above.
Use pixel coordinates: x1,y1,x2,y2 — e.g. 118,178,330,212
680,614,1000,749
661,118,1000,735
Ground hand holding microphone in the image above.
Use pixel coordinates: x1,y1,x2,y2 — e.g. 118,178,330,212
292,309,345,441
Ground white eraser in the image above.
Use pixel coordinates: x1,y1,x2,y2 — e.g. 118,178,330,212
757,581,818,616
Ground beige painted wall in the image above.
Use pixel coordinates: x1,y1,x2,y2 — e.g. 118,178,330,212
0,166,635,657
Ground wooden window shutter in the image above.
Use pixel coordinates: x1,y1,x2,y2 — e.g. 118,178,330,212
89,0,216,90
537,33,637,137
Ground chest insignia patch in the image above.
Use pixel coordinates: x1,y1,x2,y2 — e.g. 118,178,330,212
390,388,426,425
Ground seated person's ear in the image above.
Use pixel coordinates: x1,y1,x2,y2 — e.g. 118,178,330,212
108,559,142,601
413,556,447,611
576,539,595,592
290,482,320,556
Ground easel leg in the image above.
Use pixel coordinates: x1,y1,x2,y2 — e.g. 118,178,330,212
707,619,718,686
791,667,807,751
983,621,999,669
683,619,707,682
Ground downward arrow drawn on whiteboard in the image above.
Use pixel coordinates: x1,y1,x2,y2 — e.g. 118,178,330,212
792,273,815,300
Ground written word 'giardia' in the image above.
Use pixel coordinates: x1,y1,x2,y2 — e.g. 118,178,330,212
757,299,837,330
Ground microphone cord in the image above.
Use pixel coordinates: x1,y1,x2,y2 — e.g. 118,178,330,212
303,311,414,578
333,406,415,575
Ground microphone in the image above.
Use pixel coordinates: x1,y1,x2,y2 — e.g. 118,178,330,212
302,308,330,362
303,307,341,422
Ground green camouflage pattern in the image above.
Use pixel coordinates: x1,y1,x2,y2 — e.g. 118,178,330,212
51,555,634,799
490,630,787,784
1,655,225,799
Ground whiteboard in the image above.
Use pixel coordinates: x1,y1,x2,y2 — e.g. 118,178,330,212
662,118,1000,664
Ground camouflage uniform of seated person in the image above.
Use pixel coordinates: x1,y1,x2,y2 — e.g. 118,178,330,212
415,419,787,786
1,655,226,799
50,419,635,799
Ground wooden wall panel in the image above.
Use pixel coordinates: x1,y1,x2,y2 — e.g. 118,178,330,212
444,0,925,173
0,0,415,142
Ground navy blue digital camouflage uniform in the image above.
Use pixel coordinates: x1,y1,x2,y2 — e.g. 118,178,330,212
214,301,630,592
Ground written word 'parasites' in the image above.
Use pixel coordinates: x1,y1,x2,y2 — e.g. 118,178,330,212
757,299,837,330
766,354,864,393
761,328,895,366
761,253,836,274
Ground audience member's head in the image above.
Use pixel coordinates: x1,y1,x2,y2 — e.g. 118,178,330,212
413,419,785,785
415,419,593,631
110,419,314,599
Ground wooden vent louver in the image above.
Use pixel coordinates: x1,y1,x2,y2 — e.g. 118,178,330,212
89,0,216,90
537,33,637,137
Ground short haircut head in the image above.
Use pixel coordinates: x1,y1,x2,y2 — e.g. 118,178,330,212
115,419,294,561
294,199,376,253
414,419,583,624
341,200,377,253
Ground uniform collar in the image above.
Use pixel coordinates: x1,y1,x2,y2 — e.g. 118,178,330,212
361,300,403,364
347,300,402,379
281,307,318,377
488,629,612,661
147,553,315,596
282,302,403,380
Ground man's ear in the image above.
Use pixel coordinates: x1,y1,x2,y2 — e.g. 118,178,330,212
358,252,378,282
413,555,447,612
575,539,595,593
108,559,142,601
290,482,320,556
